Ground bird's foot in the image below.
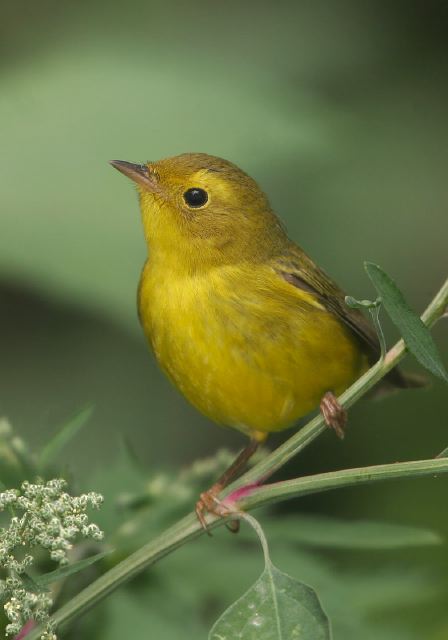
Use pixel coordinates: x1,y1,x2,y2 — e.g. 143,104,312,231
195,484,240,535
320,391,347,439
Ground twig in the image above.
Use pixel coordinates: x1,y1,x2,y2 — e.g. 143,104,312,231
26,277,448,640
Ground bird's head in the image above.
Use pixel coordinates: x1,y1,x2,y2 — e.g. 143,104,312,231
110,153,286,272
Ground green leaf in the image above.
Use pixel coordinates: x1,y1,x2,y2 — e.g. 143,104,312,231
256,516,442,550
345,296,381,310
209,560,330,640
364,262,448,382
35,550,110,587
39,405,94,468
209,514,331,640
21,571,48,594
162,527,436,640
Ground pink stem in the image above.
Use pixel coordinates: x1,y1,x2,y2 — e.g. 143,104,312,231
14,620,35,640
224,482,260,504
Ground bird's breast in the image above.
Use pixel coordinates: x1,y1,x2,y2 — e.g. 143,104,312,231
138,262,367,434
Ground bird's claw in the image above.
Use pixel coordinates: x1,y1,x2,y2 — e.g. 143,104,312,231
320,391,347,439
195,487,240,535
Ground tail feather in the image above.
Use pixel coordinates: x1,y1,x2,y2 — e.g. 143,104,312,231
370,367,428,400
388,368,428,389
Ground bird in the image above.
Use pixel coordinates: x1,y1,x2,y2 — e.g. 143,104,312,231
110,153,422,529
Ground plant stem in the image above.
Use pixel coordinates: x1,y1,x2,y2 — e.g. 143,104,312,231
238,458,448,511
29,457,448,638
26,277,448,640
39,513,202,635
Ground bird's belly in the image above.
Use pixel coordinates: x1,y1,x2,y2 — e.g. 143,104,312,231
140,275,367,437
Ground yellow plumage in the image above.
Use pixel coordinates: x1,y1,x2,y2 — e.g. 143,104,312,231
138,259,367,440
111,152,418,525
110,150,378,442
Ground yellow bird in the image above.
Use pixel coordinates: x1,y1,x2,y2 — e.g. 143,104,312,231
110,153,420,527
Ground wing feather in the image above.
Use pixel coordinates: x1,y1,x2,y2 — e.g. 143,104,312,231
271,244,425,390
272,245,380,362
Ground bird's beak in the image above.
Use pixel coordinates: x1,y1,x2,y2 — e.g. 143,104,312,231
109,160,158,192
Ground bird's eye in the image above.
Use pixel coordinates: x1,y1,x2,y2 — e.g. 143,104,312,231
183,187,208,208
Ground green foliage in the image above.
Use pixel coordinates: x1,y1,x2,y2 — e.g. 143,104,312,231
0,408,95,490
364,263,448,381
209,515,331,640
210,563,330,640
39,405,94,470
239,515,442,550
35,551,111,588
72,448,445,640
81,518,442,640
7,428,448,640
0,418,36,487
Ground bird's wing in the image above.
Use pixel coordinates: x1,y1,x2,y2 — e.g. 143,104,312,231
272,244,380,362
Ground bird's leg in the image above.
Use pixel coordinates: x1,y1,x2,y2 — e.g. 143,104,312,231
195,437,260,534
320,391,347,439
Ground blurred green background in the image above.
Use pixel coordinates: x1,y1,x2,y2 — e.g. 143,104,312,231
1,0,447,638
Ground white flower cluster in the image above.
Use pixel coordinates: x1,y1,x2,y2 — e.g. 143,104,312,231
0,479,104,638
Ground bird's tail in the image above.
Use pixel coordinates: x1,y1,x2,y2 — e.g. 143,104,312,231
389,368,428,389
370,367,428,400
